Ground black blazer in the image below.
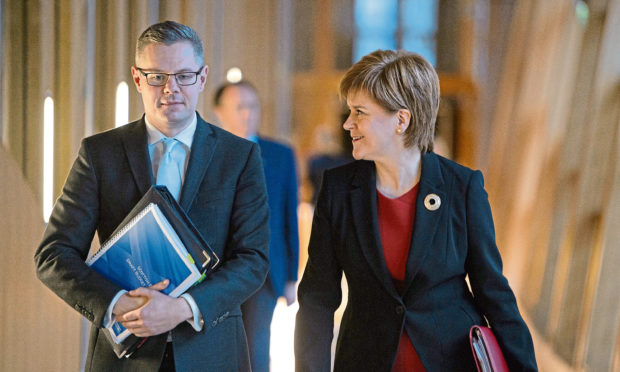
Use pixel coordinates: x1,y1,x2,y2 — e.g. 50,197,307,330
35,115,270,371
295,152,537,371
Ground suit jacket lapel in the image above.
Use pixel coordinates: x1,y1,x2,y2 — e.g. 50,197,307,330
402,152,446,295
122,118,152,196
350,162,400,299
256,138,271,176
179,114,216,210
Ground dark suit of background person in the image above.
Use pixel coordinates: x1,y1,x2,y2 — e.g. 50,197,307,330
295,50,537,372
34,21,269,371
215,81,299,372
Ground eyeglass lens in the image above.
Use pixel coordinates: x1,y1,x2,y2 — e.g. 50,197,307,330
146,72,198,86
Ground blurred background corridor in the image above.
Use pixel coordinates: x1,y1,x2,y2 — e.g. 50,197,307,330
1,0,619,371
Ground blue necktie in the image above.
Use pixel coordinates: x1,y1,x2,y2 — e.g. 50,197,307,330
156,138,182,200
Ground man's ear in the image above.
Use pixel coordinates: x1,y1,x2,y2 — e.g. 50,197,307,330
198,65,209,91
131,66,143,93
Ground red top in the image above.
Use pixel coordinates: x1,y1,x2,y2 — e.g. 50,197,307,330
377,184,426,372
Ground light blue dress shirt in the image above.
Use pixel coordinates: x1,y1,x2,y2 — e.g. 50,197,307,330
104,114,203,333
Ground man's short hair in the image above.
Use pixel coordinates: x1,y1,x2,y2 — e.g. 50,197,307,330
213,81,258,107
339,49,440,153
136,20,204,66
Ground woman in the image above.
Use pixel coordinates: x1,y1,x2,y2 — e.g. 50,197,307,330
294,50,538,371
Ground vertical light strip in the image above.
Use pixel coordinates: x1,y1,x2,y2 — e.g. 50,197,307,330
43,96,54,222
115,81,129,127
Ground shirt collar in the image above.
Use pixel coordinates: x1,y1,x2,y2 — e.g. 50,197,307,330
145,113,197,149
247,134,259,143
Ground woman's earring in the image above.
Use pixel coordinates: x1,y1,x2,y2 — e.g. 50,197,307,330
396,128,403,134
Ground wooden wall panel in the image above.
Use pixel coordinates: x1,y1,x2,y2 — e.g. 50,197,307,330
128,0,159,122
555,0,620,364
520,0,584,311
535,0,616,362
21,0,54,202
584,85,620,372
178,0,212,118
0,145,82,371
486,0,579,291
1,1,26,157
291,0,343,183
531,0,604,333
485,0,533,206
486,0,620,369
93,0,133,133
55,0,90,196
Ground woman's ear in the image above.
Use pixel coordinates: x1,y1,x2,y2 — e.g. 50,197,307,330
397,109,412,131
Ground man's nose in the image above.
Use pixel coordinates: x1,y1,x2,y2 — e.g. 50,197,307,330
163,75,180,93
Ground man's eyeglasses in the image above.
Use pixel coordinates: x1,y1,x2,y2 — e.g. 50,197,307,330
136,67,204,86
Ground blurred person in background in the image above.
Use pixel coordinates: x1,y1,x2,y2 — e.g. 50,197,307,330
215,81,300,372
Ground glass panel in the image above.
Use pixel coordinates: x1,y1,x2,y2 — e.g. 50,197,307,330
401,0,438,65
353,0,398,62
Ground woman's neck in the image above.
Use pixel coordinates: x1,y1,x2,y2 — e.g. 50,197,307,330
375,147,422,198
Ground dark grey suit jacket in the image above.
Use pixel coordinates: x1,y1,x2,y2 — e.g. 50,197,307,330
295,152,537,371
35,114,270,371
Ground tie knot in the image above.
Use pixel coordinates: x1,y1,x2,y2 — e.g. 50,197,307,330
161,138,178,154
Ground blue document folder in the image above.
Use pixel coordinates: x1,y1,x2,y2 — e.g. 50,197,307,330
87,203,202,344
85,185,219,358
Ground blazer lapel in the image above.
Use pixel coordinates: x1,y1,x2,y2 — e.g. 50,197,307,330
402,152,446,295
350,162,400,299
179,114,216,210
257,137,268,165
122,118,152,196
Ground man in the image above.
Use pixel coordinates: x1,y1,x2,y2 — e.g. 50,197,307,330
214,81,299,372
34,21,269,371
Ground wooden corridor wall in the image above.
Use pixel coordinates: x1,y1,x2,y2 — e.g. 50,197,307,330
484,0,620,370
0,145,83,371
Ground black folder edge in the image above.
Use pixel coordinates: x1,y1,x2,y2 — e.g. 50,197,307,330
100,185,220,358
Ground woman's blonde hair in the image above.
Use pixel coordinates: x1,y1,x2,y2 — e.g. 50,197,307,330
340,49,440,153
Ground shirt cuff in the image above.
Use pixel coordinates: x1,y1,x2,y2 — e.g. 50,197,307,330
180,293,204,331
104,289,128,328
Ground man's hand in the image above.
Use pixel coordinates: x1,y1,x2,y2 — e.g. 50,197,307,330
112,279,170,317
117,285,193,337
284,281,297,306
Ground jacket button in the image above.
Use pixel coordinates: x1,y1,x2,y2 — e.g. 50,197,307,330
395,306,405,315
